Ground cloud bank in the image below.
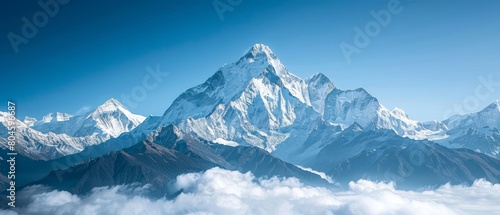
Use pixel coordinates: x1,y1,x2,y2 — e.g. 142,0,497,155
3,167,500,215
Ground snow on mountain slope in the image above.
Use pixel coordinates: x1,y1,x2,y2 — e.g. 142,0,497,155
157,44,334,152
444,100,500,130
74,98,146,137
305,73,335,115
323,88,443,139
32,98,145,138
8,43,497,163
0,111,106,160
434,101,500,158
153,44,447,154
39,112,73,124
23,116,37,126
159,44,313,126
176,67,322,152
0,98,146,160
323,88,380,128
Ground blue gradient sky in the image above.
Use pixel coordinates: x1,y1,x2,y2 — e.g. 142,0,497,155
1,0,499,121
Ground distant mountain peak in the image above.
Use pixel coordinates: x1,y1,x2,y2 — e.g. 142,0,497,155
82,98,146,137
307,73,331,82
94,98,126,113
40,112,73,123
306,73,334,89
23,116,37,127
477,100,500,114
27,98,145,139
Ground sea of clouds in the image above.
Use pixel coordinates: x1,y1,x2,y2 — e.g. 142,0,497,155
2,167,500,215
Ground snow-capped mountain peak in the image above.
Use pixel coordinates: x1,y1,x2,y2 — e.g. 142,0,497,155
89,98,143,123
159,44,311,126
93,98,125,113
79,98,146,137
391,107,408,118
29,98,145,138
490,100,499,111
23,116,37,127
444,100,500,130
477,100,500,115
0,98,147,160
237,44,297,83
40,112,73,123
243,44,278,61
306,73,333,86
305,73,335,114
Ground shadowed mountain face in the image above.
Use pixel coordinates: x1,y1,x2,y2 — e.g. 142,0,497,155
35,140,216,196
33,123,500,197
31,125,327,197
308,129,500,189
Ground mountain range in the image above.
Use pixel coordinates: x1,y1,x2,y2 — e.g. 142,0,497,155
1,44,500,200
0,98,145,160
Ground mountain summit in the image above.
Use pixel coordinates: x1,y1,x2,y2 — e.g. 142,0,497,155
159,44,301,126
242,44,279,61
78,98,146,137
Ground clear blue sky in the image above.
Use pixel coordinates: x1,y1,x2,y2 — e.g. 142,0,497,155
1,0,499,121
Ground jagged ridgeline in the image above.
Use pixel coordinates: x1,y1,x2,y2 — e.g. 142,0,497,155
1,44,499,200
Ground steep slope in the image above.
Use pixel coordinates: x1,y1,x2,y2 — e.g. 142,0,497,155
176,69,322,151
305,73,335,114
159,44,289,125
153,44,328,152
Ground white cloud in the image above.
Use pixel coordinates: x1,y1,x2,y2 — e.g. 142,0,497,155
5,167,500,215
296,165,335,184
